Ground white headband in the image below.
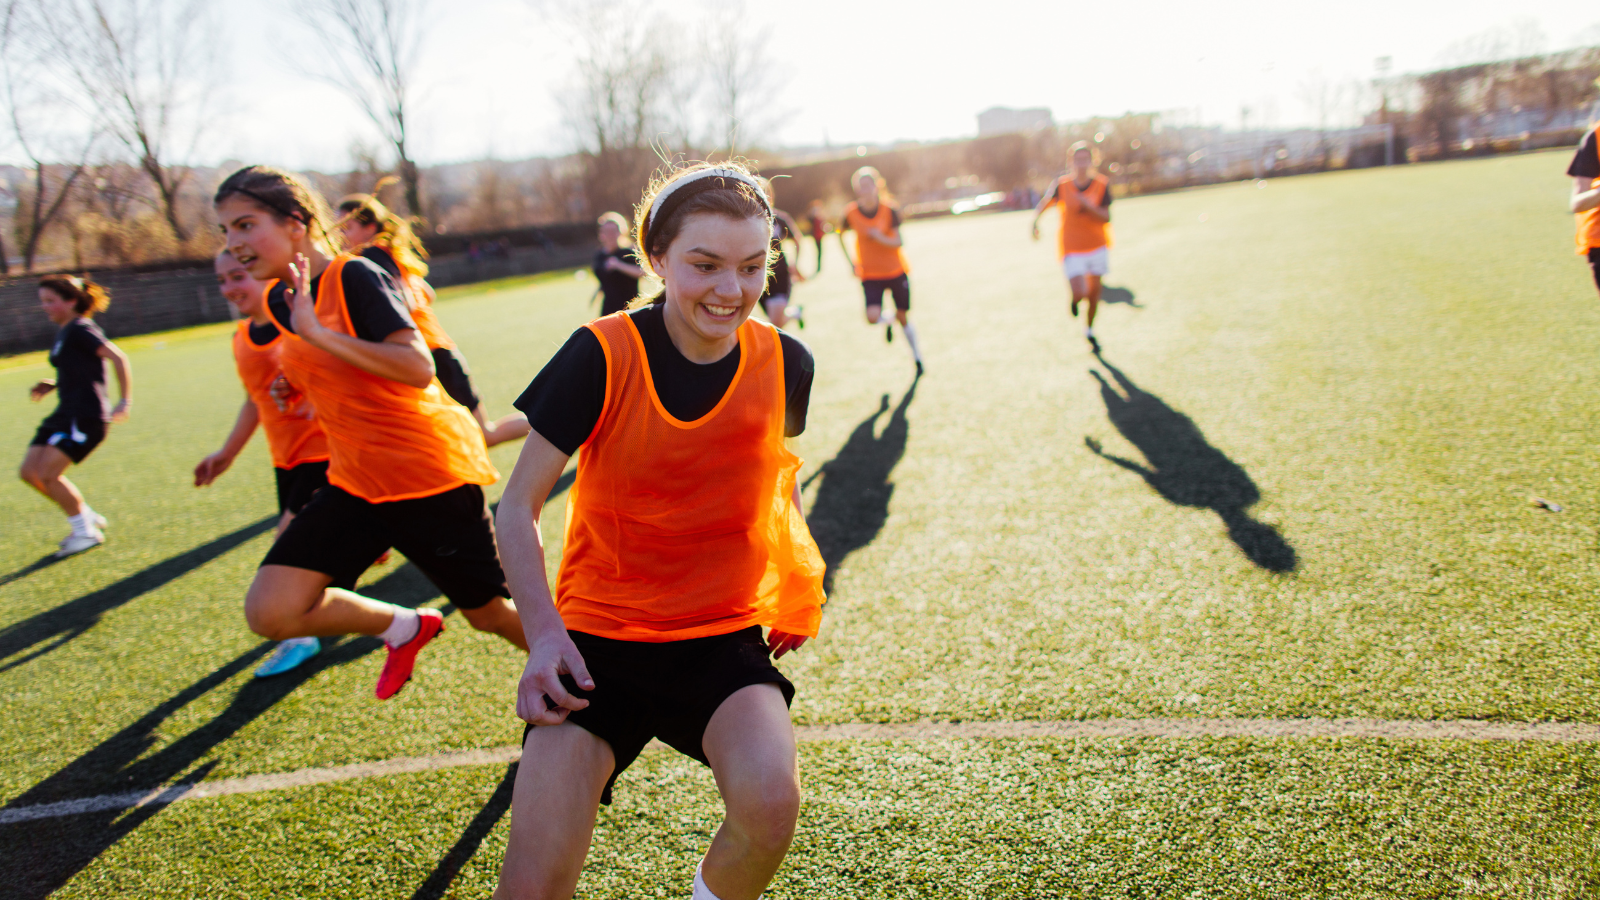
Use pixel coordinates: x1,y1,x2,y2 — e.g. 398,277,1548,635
645,167,770,236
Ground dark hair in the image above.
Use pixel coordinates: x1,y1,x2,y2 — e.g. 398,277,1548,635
631,161,771,306
338,187,430,278
40,275,110,316
214,165,341,257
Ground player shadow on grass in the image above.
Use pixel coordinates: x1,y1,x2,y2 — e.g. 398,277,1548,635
1099,284,1140,307
803,376,919,594
408,762,519,899
0,514,280,675
1085,355,1296,572
0,562,448,900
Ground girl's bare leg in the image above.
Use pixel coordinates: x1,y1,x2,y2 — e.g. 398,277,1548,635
494,723,615,900
19,445,86,516
699,683,802,900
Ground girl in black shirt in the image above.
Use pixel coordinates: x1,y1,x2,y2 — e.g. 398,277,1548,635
22,276,132,558
592,211,645,317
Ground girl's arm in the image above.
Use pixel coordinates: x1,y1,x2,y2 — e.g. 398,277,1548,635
195,398,260,486
836,229,856,271
97,341,132,422
1030,184,1058,239
1077,198,1111,223
496,431,596,725
286,253,435,388
1572,176,1600,214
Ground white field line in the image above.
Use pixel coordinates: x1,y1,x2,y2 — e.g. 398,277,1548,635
5,717,1598,825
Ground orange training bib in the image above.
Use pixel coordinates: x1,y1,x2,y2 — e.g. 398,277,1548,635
232,320,329,469
1052,174,1113,257
1579,125,1600,255
556,312,826,642
845,201,909,281
268,256,496,502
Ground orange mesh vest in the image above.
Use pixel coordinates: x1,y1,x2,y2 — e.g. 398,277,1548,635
404,276,455,351
556,312,826,642
267,256,496,502
232,320,329,469
845,201,909,280
1579,125,1600,254
1053,174,1113,257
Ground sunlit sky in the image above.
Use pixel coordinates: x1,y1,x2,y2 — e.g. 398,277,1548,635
147,0,1600,170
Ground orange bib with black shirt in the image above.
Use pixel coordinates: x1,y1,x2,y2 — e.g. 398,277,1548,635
231,320,329,469
556,312,826,642
1578,124,1600,255
267,255,496,503
402,274,456,351
1051,174,1113,257
844,201,909,281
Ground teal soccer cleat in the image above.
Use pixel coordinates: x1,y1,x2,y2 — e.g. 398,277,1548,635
255,637,321,678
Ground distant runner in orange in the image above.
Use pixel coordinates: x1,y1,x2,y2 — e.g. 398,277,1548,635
1032,141,1113,351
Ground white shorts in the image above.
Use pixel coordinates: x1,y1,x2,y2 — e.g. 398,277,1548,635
1061,246,1110,280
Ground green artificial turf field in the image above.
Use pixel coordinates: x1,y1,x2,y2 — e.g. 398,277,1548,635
4,151,1600,897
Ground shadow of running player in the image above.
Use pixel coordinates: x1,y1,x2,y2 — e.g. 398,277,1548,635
1085,356,1296,572
0,562,447,900
1099,284,1140,307
802,376,918,594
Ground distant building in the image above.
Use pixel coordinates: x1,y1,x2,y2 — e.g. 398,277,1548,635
977,107,1054,136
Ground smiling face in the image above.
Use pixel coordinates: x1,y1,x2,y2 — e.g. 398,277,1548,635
38,288,76,325
215,194,307,282
652,212,770,353
215,253,267,320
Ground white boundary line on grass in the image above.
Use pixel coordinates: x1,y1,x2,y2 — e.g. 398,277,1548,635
6,717,1599,825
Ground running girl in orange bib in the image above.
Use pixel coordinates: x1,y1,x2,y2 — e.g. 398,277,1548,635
1032,141,1113,351
194,250,331,677
20,276,131,558
214,165,526,701
493,162,825,900
839,166,923,373
337,190,532,446
1567,124,1600,297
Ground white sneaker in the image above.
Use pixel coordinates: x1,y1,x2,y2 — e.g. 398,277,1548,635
56,530,105,558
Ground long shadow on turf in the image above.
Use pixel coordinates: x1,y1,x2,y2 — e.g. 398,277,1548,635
0,514,279,675
1086,356,1296,572
409,762,518,899
1101,284,1141,307
0,562,445,900
803,376,918,593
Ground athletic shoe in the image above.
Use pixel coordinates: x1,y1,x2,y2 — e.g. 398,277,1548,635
915,360,925,377
1071,299,1080,317
789,305,806,329
56,530,105,558
255,637,321,678
374,608,445,700
1088,335,1101,353
885,324,894,343
92,513,107,530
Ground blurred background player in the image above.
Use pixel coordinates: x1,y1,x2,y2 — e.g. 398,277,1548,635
758,177,807,329
1032,141,1113,352
838,166,923,374
1567,122,1600,297
337,189,531,447
493,163,823,900
194,250,330,677
593,211,646,317
216,165,525,702
20,276,131,558
805,199,828,275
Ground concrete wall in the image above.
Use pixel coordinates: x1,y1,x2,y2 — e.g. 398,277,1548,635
0,244,594,356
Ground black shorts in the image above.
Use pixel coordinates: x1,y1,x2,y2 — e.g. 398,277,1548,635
431,347,482,411
274,461,330,516
862,274,910,311
523,625,794,805
30,414,106,464
1588,248,1600,293
262,483,507,607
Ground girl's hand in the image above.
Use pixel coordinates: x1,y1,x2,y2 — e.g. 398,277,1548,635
1030,221,1040,241
194,451,234,486
516,628,596,726
110,399,130,423
28,380,56,401
767,629,809,659
286,253,322,340
269,375,304,413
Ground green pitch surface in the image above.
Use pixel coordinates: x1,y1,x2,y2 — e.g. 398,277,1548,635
4,151,1600,896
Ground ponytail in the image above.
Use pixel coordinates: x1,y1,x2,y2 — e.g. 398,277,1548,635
40,275,110,317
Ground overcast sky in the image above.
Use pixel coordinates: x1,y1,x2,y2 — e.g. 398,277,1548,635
142,0,1600,171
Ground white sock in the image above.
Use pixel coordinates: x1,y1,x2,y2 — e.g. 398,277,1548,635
901,321,923,362
379,607,420,648
690,864,724,900
67,511,97,536
1085,327,1095,337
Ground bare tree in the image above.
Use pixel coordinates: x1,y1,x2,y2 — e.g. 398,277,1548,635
0,0,104,272
700,3,784,155
295,0,431,221
38,0,219,245
1439,18,1549,67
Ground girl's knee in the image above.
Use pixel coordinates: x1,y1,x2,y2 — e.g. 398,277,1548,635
728,774,801,851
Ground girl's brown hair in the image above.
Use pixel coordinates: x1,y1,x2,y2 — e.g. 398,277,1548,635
40,275,111,316
630,161,772,307
213,165,342,257
338,180,429,278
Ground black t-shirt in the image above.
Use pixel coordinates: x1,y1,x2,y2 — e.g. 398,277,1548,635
1568,130,1599,179
593,247,642,316
266,256,417,342
361,245,404,280
514,303,814,456
48,318,109,422
247,320,281,346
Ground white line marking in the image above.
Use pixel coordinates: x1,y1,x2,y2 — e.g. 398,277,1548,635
5,718,1596,824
